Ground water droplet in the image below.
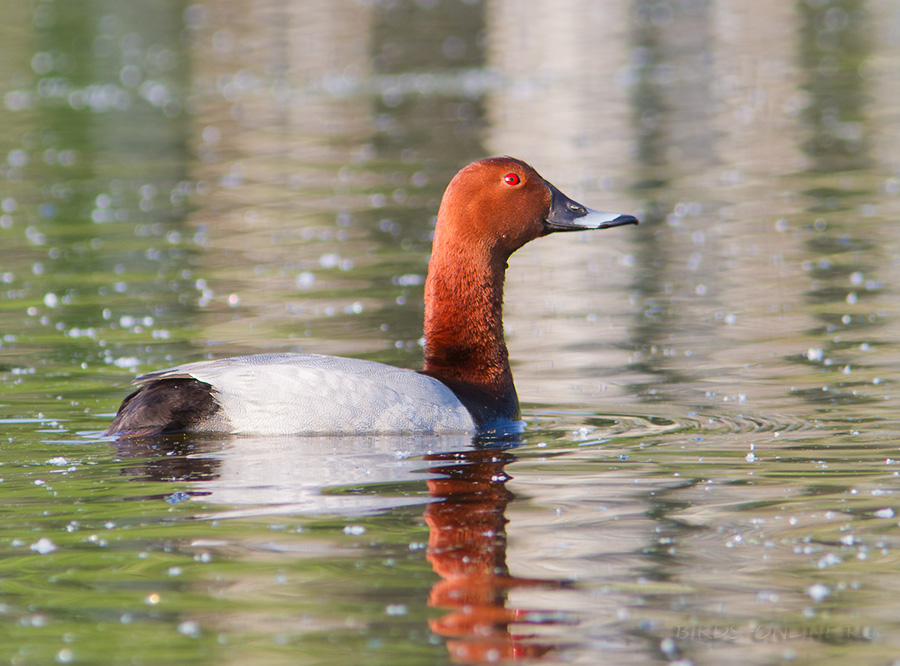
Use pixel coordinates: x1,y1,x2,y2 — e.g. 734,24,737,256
30,537,57,554
806,583,830,602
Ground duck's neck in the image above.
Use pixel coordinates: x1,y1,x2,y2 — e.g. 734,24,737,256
421,243,519,425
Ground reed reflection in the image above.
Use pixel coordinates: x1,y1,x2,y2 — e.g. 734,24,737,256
424,445,567,663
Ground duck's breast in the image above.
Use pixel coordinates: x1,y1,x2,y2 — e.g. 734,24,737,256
141,353,476,435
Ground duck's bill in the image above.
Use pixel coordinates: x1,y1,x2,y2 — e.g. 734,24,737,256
543,182,639,232
572,209,639,229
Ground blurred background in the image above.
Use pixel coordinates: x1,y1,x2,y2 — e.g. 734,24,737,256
1,0,898,417
2,1,900,664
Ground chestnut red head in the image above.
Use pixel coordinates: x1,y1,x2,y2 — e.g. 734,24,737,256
434,156,637,260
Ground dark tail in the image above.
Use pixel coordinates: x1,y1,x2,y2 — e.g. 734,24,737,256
106,378,220,436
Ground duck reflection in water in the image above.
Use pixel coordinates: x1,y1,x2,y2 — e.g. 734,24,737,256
116,434,568,660
424,445,567,662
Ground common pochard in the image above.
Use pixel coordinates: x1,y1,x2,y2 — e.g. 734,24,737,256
107,157,637,436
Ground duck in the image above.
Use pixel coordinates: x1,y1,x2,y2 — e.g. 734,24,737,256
106,157,637,437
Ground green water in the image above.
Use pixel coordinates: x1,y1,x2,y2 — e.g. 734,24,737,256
2,0,900,664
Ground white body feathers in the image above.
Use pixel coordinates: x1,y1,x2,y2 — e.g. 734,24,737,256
134,353,476,435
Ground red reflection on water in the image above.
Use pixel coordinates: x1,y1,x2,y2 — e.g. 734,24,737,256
423,448,568,663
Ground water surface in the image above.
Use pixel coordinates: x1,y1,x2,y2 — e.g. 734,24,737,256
2,1,900,664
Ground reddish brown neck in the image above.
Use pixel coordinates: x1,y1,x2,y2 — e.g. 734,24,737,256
421,240,519,424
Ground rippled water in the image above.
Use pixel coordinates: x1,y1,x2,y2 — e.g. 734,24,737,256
2,0,900,664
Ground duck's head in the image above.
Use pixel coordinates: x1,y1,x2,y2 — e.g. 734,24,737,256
434,156,638,260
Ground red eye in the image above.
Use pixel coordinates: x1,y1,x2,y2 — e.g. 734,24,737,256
503,173,520,186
